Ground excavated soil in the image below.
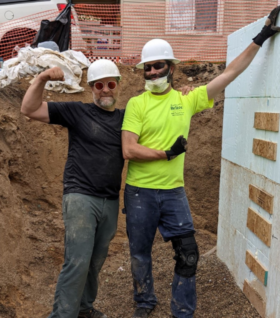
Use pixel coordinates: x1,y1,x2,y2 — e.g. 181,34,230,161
0,63,260,318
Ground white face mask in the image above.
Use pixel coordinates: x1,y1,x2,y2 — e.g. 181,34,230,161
145,75,170,93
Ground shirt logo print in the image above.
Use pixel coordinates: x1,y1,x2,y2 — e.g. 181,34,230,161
170,104,184,116
170,104,183,110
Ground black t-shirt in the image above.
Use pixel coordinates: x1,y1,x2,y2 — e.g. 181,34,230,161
48,101,124,200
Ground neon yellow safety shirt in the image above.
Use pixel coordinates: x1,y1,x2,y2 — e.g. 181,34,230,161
122,85,214,189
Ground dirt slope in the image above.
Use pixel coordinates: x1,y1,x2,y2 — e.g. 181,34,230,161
0,64,260,318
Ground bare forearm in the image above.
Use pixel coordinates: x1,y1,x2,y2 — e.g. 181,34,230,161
21,75,46,115
21,67,64,117
224,42,260,83
207,43,260,100
123,143,167,161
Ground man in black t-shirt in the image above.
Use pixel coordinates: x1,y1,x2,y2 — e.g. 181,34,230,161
21,59,124,318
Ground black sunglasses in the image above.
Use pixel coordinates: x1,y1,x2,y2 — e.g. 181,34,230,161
144,62,167,72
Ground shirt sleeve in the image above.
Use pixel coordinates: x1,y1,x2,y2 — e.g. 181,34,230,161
184,85,214,115
121,97,143,136
48,101,85,128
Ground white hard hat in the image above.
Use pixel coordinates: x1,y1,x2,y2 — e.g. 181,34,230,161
136,39,180,69
87,59,121,83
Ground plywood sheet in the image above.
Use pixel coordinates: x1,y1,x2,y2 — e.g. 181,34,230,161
243,280,266,317
245,250,268,286
254,112,279,132
252,139,277,161
247,208,272,247
249,184,274,215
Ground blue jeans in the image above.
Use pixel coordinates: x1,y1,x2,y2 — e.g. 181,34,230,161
48,193,119,318
124,185,196,318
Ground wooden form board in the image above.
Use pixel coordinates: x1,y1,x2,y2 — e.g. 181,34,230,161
243,280,266,318
247,208,272,247
254,112,280,132
249,184,274,214
245,250,268,286
252,138,277,161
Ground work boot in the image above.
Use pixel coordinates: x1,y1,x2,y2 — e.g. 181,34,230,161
132,307,153,318
78,308,107,318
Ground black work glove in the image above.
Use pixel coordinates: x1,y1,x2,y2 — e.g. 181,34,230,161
165,135,187,161
253,6,280,46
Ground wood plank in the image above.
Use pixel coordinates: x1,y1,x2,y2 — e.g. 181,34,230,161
249,184,274,215
254,112,279,132
243,280,266,318
247,208,272,247
245,250,268,286
252,138,277,161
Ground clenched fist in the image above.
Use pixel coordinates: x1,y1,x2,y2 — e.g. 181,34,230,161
39,67,65,82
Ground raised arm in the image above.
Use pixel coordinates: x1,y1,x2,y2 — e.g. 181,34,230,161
207,6,280,101
21,67,64,123
207,43,259,100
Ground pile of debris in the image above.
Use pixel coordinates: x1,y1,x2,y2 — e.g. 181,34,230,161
0,47,90,93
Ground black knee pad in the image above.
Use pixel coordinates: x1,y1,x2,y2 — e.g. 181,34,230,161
172,234,199,278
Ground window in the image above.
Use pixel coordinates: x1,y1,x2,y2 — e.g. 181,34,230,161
195,0,217,31
166,0,222,35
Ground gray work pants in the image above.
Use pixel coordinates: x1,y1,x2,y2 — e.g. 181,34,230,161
48,193,119,318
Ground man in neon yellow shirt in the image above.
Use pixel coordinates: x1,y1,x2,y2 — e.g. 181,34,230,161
122,7,280,318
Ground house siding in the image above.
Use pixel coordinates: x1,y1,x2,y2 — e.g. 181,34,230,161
120,0,277,62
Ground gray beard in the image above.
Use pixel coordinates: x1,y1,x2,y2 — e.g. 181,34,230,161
94,96,116,108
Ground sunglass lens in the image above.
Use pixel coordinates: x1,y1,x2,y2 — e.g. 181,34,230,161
94,82,104,90
144,62,166,72
108,81,117,90
144,65,152,72
154,62,166,70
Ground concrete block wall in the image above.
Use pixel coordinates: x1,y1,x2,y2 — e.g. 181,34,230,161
217,15,280,318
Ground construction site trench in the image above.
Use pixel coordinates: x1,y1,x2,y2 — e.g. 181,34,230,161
0,63,261,318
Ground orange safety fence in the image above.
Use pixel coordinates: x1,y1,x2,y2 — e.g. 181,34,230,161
0,1,278,64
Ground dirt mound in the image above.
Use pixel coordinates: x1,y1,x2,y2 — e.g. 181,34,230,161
0,63,260,318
